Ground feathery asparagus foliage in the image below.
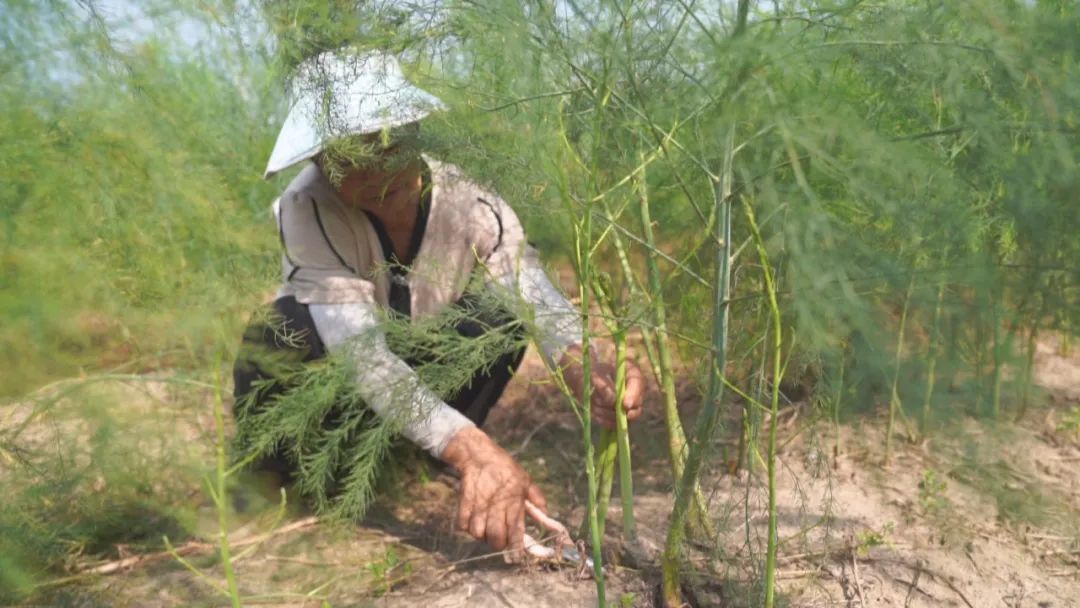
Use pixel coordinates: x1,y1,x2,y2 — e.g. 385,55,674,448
2,0,1079,605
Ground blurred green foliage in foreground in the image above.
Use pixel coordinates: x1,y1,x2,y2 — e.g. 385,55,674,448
1,0,1078,601
0,0,279,396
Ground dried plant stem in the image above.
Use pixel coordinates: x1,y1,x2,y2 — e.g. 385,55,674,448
79,517,318,576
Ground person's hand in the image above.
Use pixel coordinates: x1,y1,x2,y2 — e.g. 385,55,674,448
440,427,548,560
559,344,645,429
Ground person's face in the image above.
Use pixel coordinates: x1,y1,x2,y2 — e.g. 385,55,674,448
321,126,423,205
321,125,422,185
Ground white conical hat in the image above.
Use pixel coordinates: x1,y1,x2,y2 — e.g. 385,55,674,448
263,50,446,179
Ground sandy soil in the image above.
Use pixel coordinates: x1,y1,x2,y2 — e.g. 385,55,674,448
9,335,1080,607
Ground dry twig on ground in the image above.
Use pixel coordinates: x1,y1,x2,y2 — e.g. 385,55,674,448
78,516,319,575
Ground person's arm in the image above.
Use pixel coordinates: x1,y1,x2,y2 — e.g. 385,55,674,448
471,186,645,425
487,253,579,368
307,301,474,456
487,254,645,428
308,301,546,557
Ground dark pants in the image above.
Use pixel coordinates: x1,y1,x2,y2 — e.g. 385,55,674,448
231,296,527,479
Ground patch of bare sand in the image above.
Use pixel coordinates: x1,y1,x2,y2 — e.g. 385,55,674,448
705,419,1080,608
622,334,1080,608
1034,335,1080,403
14,351,647,608
16,335,1080,607
486,338,1080,607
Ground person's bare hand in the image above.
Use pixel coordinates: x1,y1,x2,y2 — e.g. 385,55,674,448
440,427,548,560
559,344,645,429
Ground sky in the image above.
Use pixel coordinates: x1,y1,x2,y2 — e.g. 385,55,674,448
74,0,270,68
0,0,272,92
89,0,210,48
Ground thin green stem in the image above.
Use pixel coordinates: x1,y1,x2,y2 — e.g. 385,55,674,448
922,279,946,431
554,85,606,602
612,333,637,543
744,199,781,608
1016,323,1039,420
834,350,846,464
590,429,617,541
212,360,242,608
990,291,1004,419
163,535,230,595
637,161,690,487
886,277,914,465
662,126,735,607
577,216,606,601
578,221,607,603
580,72,611,604
633,153,715,543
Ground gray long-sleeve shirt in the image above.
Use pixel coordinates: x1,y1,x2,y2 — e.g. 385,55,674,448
273,160,579,457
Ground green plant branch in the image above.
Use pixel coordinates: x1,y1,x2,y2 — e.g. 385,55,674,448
662,124,736,607
744,196,782,608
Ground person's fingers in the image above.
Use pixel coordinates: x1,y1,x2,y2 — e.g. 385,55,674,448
456,483,474,533
591,399,615,424
590,368,617,409
593,410,616,429
505,495,526,562
623,362,646,420
600,399,617,418
486,500,509,551
469,508,487,542
626,360,639,408
589,398,615,429
526,483,548,513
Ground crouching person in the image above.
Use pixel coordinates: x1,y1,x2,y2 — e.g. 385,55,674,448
232,49,643,560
